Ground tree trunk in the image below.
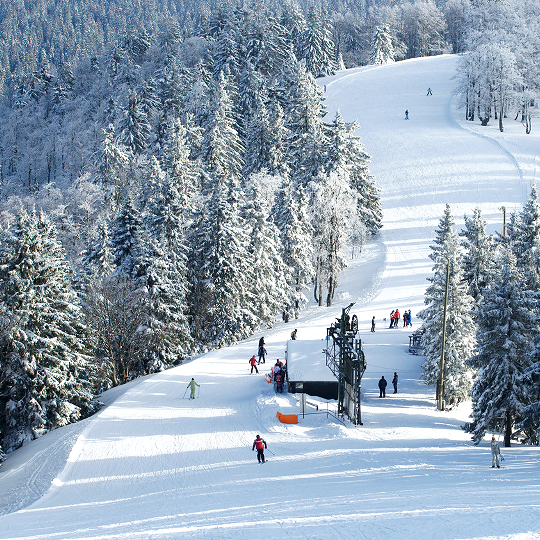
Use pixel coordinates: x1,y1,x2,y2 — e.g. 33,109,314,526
504,409,512,447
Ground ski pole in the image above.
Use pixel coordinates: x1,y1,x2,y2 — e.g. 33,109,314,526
183,387,188,398
266,448,275,456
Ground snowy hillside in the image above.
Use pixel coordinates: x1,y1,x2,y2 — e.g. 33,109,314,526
1,54,540,540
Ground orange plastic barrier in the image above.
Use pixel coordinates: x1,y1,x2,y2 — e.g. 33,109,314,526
276,411,298,424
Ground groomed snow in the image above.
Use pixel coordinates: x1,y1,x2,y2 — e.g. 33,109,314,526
1,54,539,540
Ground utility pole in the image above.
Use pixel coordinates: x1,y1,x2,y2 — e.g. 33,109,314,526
438,261,450,411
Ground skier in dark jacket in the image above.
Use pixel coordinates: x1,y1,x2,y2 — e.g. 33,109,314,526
258,337,266,364
392,372,398,393
252,434,267,463
378,376,387,398
371,316,376,332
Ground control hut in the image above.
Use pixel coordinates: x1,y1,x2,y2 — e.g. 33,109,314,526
286,339,338,400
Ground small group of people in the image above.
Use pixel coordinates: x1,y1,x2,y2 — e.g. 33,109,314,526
273,360,286,393
389,309,412,328
378,372,398,397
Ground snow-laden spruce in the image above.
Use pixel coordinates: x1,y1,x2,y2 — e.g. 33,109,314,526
419,204,475,408
466,249,536,446
0,209,97,452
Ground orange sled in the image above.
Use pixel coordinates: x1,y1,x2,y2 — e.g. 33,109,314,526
276,411,298,424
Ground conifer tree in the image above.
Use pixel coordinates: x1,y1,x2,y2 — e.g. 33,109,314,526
188,173,256,347
419,204,475,408
459,207,498,302
0,209,96,451
271,177,314,321
370,25,395,65
466,250,536,446
243,181,290,328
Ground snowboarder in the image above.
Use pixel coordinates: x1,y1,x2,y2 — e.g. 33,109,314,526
427,88,432,95
392,372,398,394
371,316,376,332
291,329,297,340
378,376,387,398
249,355,259,374
187,378,200,399
491,436,501,468
252,434,267,463
405,109,409,120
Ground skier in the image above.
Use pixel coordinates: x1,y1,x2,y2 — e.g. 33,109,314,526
427,87,432,95
249,355,259,374
291,329,297,340
371,316,376,332
378,376,387,398
252,434,268,463
405,109,409,120
187,378,200,399
394,309,401,327
491,436,501,468
389,310,395,328
392,372,398,394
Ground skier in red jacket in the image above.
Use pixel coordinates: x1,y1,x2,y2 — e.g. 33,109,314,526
252,434,267,463
249,355,259,374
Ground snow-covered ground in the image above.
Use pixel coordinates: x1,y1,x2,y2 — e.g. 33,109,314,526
1,54,540,540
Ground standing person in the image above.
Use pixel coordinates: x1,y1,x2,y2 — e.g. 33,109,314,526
371,316,376,332
407,310,413,327
291,329,297,340
394,309,401,327
491,436,501,468
249,355,259,374
403,311,408,327
187,378,200,399
258,337,266,364
405,109,409,120
252,434,268,463
392,372,398,394
427,87,432,95
378,376,387,398
389,310,395,328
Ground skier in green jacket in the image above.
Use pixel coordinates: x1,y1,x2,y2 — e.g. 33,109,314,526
187,378,200,399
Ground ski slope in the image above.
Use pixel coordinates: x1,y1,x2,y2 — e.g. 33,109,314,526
1,54,540,540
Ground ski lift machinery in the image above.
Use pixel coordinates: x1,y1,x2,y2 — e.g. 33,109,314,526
324,303,366,425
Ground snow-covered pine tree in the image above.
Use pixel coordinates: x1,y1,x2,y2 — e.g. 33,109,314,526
160,118,200,222
199,70,244,193
281,61,327,187
187,173,256,348
466,249,536,446
459,207,498,302
120,91,151,154
419,204,476,408
79,218,114,281
93,124,129,209
141,167,192,367
325,110,382,236
509,183,540,290
0,208,96,452
370,24,395,65
271,176,314,321
110,197,144,278
242,179,290,328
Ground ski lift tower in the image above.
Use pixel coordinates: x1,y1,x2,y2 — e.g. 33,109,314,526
325,303,366,425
